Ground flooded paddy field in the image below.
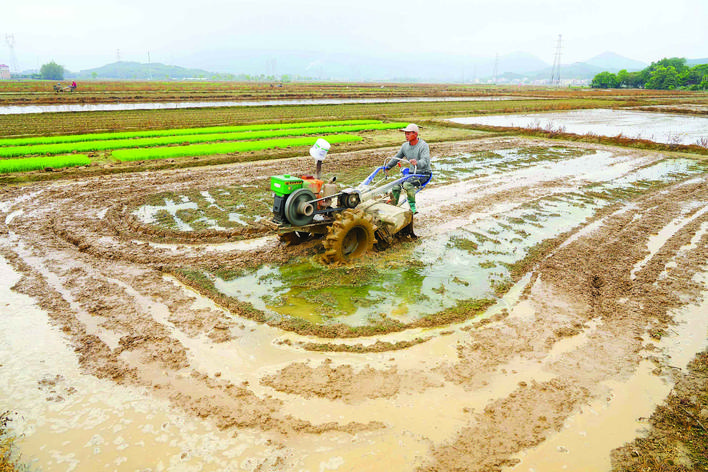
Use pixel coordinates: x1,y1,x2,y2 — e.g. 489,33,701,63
1,136,707,471
635,103,708,114
449,108,708,146
0,96,523,116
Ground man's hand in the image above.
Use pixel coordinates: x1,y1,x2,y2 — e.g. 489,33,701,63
410,159,417,166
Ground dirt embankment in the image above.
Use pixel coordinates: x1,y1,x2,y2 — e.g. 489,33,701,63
0,137,706,470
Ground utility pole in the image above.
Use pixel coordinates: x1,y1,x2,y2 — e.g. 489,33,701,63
116,49,121,62
551,34,562,86
5,34,20,74
147,51,152,80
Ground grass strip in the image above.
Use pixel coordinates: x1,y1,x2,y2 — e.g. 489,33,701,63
0,123,405,157
0,119,383,147
112,134,362,161
0,154,90,173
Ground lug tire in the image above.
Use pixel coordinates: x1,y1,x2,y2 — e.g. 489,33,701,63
321,209,376,264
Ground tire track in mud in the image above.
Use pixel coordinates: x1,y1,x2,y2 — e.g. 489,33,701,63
1,138,706,470
422,178,708,471
0,153,397,438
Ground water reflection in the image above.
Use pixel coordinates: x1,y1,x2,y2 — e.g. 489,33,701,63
1,96,517,115
449,109,708,145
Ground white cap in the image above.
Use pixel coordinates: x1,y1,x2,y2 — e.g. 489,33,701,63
400,123,419,133
309,138,330,161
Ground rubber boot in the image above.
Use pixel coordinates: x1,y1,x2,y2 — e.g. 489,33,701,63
408,198,417,214
390,188,401,205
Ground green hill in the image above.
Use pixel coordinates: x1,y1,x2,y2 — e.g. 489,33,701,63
70,61,216,80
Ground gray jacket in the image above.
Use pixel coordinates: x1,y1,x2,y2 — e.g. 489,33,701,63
386,138,432,175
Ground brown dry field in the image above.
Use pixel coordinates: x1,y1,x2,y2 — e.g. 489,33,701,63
0,87,707,471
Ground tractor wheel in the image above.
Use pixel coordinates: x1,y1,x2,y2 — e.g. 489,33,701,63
321,209,376,264
374,224,393,251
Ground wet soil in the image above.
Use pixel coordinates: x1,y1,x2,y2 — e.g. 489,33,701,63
611,351,708,471
0,136,706,470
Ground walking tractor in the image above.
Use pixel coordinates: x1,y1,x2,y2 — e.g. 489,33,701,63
268,139,432,264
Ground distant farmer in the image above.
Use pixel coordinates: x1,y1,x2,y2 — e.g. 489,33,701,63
71,81,77,91
385,123,432,214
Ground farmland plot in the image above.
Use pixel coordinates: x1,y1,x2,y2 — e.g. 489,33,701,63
0,120,403,172
449,109,708,146
0,137,706,471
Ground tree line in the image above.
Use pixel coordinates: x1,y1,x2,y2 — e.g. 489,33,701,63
591,57,708,90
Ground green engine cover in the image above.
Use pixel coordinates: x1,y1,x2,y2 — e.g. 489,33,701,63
270,174,303,197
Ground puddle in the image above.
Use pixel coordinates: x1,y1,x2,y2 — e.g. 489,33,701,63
134,186,270,232
7,239,123,350
144,235,275,252
449,109,708,145
5,209,23,224
507,360,672,472
631,203,708,280
0,96,520,115
0,189,44,213
506,269,708,472
208,150,705,328
133,198,200,232
657,220,708,284
432,147,598,185
0,256,280,471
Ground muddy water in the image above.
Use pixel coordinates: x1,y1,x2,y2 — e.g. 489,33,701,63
0,96,518,115
506,273,708,472
449,109,708,145
213,149,705,327
2,137,707,471
0,257,281,471
3,260,707,472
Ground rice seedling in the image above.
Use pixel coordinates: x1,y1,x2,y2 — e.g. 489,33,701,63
0,155,91,173
0,123,405,158
112,135,361,161
0,119,384,147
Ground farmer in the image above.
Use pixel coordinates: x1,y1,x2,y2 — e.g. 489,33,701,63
385,123,432,214
71,81,77,91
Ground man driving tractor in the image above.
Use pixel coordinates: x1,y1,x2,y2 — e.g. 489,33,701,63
385,123,432,214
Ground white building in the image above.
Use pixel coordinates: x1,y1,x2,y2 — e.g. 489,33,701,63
0,65,10,80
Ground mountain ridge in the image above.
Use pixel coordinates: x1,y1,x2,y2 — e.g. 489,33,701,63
66,51,704,83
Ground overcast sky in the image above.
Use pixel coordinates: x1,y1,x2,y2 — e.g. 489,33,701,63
2,0,707,73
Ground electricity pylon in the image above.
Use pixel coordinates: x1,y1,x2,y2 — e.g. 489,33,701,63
550,34,562,86
5,34,20,74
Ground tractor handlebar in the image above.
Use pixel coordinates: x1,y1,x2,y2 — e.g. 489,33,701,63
382,157,417,176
